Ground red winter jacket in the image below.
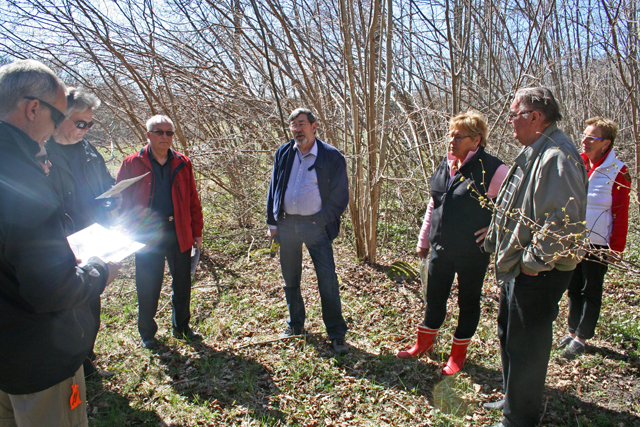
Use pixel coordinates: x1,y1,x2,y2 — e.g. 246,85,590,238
116,144,203,253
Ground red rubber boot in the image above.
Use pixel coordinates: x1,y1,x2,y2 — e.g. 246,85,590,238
397,326,438,359
442,336,471,376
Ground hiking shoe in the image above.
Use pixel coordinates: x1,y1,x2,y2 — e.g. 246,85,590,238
84,358,115,380
141,337,159,350
332,337,348,355
173,329,203,342
483,400,505,411
562,339,585,360
280,326,306,338
557,334,574,349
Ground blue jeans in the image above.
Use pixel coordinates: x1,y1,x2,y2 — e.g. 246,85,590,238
278,215,347,339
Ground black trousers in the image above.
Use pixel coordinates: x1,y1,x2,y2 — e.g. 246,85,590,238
422,249,491,339
498,269,572,427
567,255,609,341
135,226,192,341
88,295,100,356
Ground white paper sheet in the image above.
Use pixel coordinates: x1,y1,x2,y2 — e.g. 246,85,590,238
96,172,150,199
67,223,145,264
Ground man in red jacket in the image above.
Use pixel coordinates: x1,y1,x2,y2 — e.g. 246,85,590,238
116,115,203,349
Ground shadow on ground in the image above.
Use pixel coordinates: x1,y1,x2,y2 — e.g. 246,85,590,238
154,341,284,424
87,379,168,426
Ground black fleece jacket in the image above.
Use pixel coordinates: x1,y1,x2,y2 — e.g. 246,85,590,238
0,121,108,395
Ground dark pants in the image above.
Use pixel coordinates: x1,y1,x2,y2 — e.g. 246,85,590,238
567,255,608,341
83,296,101,371
278,215,347,340
422,249,491,339
135,226,192,341
498,269,572,427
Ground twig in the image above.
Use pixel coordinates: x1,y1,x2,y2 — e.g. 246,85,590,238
392,399,416,419
539,396,549,423
237,332,323,349
247,236,255,262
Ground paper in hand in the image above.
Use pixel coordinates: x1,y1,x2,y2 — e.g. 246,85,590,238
191,246,201,275
67,223,145,265
96,172,150,199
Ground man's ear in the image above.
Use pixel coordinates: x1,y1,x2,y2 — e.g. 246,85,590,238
531,110,546,126
25,99,39,122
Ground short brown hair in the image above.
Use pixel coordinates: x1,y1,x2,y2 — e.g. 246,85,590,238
449,110,488,147
585,116,618,146
288,108,316,124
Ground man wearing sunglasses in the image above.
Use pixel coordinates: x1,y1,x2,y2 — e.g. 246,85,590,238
45,87,119,380
0,60,120,426
46,87,118,233
116,115,203,349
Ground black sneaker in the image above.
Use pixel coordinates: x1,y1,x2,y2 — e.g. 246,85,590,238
84,358,115,380
141,337,159,350
562,340,585,360
173,329,203,342
483,399,505,411
280,326,306,338
557,334,574,349
332,337,348,355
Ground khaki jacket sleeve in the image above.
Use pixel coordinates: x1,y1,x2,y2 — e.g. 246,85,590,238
520,147,587,273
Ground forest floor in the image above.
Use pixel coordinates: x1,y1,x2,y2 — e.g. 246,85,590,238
86,226,640,426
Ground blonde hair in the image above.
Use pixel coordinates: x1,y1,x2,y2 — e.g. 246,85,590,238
449,110,488,147
585,116,618,146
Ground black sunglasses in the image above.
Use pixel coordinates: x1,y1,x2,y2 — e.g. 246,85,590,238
24,96,65,129
75,120,94,130
150,130,175,137
35,153,49,162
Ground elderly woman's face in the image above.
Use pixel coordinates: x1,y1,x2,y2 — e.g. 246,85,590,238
449,126,480,161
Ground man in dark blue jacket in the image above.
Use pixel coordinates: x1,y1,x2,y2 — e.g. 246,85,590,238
267,108,350,355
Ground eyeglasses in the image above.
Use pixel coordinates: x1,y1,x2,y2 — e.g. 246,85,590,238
579,134,606,143
290,121,310,129
449,134,471,142
75,120,94,130
35,153,48,162
150,130,175,137
24,96,65,129
507,110,533,122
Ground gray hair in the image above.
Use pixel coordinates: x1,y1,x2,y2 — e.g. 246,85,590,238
0,59,65,117
288,108,316,124
66,87,101,116
514,87,563,123
146,115,174,131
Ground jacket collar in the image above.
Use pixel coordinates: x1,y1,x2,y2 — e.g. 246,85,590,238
137,143,185,168
515,123,559,170
581,148,616,178
286,137,325,170
0,120,41,157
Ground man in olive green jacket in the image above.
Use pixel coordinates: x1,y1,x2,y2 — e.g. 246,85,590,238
483,87,588,427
